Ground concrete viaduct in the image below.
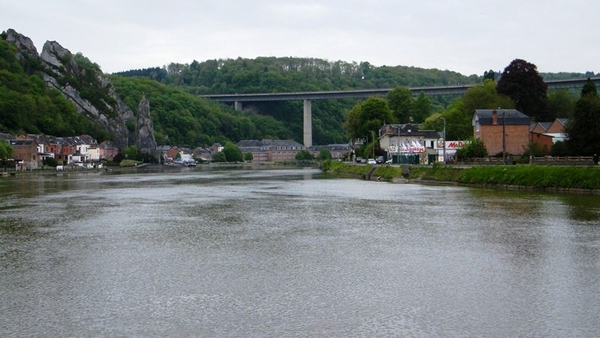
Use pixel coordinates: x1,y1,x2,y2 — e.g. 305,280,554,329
202,77,600,147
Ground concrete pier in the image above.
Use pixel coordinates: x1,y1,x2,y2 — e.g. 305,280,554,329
234,101,243,111
303,99,312,147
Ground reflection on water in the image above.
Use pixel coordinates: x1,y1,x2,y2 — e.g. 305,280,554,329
1,168,599,337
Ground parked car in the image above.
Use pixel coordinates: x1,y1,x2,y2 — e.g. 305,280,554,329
375,156,385,164
355,157,363,163
367,158,377,165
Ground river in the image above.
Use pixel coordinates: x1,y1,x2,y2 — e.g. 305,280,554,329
1,167,599,337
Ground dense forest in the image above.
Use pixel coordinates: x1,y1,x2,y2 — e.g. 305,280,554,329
115,57,480,94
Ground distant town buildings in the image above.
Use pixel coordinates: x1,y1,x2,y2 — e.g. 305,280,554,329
236,139,349,162
1,134,118,170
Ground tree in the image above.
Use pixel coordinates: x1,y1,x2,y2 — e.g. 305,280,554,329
122,145,138,160
316,148,332,161
0,140,13,170
212,151,226,162
295,150,314,161
462,79,514,115
548,90,576,119
412,92,432,123
422,80,514,141
565,79,600,155
223,142,243,162
551,141,568,157
456,138,488,159
343,103,362,142
43,156,58,167
343,97,393,142
483,70,496,81
581,77,598,97
497,59,551,121
443,102,475,141
243,152,254,162
387,87,413,123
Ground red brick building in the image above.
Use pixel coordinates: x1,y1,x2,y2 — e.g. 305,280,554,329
473,109,531,155
529,118,569,153
236,139,306,162
10,139,39,170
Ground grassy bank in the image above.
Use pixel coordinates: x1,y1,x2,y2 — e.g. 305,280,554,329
323,161,600,192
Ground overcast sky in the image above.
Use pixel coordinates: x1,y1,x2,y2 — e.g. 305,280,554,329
2,0,598,76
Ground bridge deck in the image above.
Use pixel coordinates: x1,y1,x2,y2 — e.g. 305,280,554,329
202,77,600,102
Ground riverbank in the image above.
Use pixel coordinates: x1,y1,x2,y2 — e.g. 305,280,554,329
1,161,317,177
322,161,600,194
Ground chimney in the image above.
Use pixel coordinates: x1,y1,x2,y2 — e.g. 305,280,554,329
492,109,498,125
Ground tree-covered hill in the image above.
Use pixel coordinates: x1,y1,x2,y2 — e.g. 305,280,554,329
110,76,293,146
116,57,481,94
0,36,108,139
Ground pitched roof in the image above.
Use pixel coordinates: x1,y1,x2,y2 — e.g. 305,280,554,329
474,109,530,125
237,139,304,150
380,124,441,139
530,121,552,132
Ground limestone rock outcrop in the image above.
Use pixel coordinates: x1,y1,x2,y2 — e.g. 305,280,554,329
4,28,156,153
136,95,158,156
4,28,38,60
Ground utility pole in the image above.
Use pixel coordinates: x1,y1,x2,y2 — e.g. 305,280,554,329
439,116,446,164
502,110,507,165
371,130,375,158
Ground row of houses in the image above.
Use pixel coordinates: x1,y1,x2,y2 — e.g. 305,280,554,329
1,133,119,170
157,144,223,165
376,109,569,164
473,109,568,155
209,109,567,165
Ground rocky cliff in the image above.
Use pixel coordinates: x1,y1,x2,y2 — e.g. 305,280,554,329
4,28,156,154
136,95,157,157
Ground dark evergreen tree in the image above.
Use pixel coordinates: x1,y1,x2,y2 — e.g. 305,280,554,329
565,79,600,155
483,70,495,81
387,87,413,123
581,77,598,97
497,59,551,121
412,91,433,123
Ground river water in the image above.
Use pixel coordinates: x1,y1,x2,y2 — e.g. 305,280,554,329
1,167,599,337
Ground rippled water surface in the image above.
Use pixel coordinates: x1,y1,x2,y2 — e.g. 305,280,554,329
1,168,599,337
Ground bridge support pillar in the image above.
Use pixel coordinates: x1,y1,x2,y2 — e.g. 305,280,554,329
303,99,312,148
234,101,243,111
